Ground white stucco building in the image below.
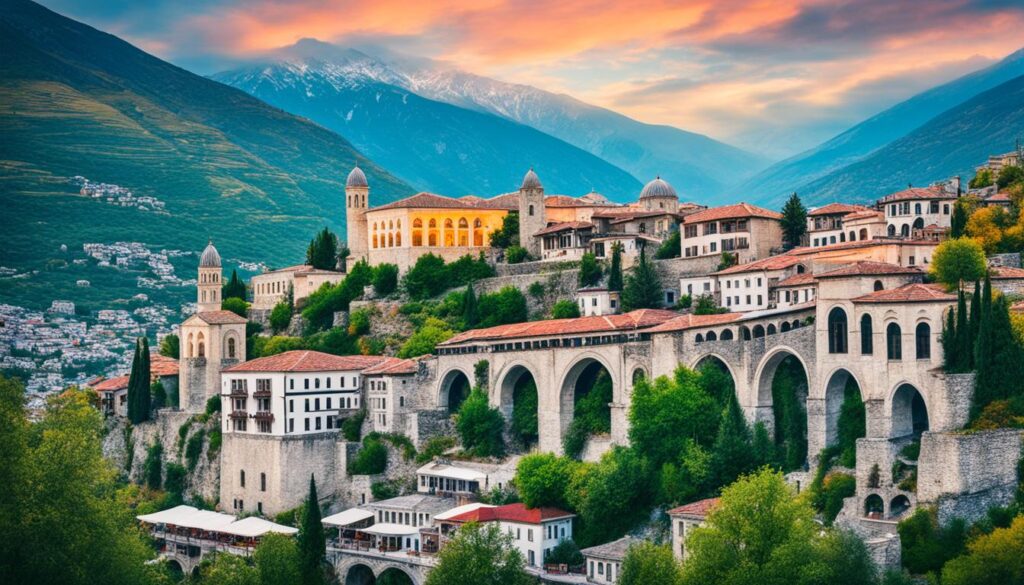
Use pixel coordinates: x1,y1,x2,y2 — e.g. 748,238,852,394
249,265,345,310
442,503,575,567
877,185,957,238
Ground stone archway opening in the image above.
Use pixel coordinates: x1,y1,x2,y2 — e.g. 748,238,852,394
561,359,613,458
694,355,736,410
378,568,415,585
165,559,184,581
892,384,929,439
890,495,912,519
440,370,472,415
824,369,866,467
758,352,810,471
345,564,376,585
864,494,884,519
500,366,539,450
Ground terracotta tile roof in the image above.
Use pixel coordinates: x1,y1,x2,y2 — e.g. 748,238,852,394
223,350,389,373
785,237,938,257
258,264,312,275
534,221,593,236
844,209,884,221
194,310,248,325
644,312,745,334
444,503,574,525
853,283,955,303
150,353,179,377
991,266,1024,279
682,202,782,224
668,497,720,519
361,357,418,375
808,203,872,216
371,192,477,211
816,261,922,279
1012,301,1024,314
477,193,520,210
775,273,817,287
591,210,680,222
714,254,805,275
877,185,956,203
438,309,679,346
987,192,1012,203
92,375,130,392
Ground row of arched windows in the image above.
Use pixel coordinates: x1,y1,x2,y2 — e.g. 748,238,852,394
694,319,805,343
827,307,930,360
184,332,238,359
371,217,490,249
371,219,403,249
199,272,219,283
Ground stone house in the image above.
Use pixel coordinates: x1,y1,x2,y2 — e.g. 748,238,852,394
249,265,345,310
668,497,719,559
580,536,637,584
679,202,783,263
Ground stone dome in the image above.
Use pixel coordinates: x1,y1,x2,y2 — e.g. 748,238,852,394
640,176,677,199
520,168,542,190
199,240,221,268
346,166,368,188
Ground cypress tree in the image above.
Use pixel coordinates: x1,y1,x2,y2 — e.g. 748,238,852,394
973,276,995,417
306,228,339,271
137,337,151,420
969,280,981,358
988,296,1022,403
222,269,246,301
608,243,624,292
942,305,956,371
951,201,969,239
299,475,325,585
780,192,808,250
710,392,753,487
621,249,663,311
955,290,970,372
126,339,142,422
463,283,478,329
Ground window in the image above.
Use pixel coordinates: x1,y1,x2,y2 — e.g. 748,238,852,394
304,379,309,390
828,307,848,354
304,398,309,411
289,419,294,433
874,280,884,291
260,472,266,492
861,314,873,355
240,470,245,487
315,398,320,411
528,204,535,216
887,323,902,360
528,529,534,542
315,417,322,430
304,419,310,431
916,322,931,359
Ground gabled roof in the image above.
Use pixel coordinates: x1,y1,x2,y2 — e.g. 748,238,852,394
443,503,575,525
534,221,593,236
370,192,519,212
808,203,871,216
775,273,817,287
438,309,679,346
713,254,804,275
682,202,782,223
844,209,884,221
816,261,922,279
668,497,720,519
878,185,957,203
223,351,389,373
192,310,248,325
644,312,744,333
150,353,179,377
92,375,129,392
852,283,955,303
361,357,418,375
991,266,1024,279
581,536,637,562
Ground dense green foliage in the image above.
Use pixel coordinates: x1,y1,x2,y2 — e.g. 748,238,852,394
620,542,683,585
477,286,528,328
372,263,399,296
397,317,455,358
628,367,717,470
223,269,247,301
930,238,987,290
544,539,584,566
143,441,163,490
151,380,166,410
693,294,728,315
608,242,624,292
550,299,581,319
298,476,325,585
306,227,340,270
578,252,602,287
515,453,579,511
781,192,808,250
269,301,292,333
505,245,530,264
425,522,532,585
488,212,520,249
563,369,613,458
456,389,506,457
415,436,456,464
348,435,389,475
942,514,1024,585
222,296,249,318
403,253,494,300
656,230,681,259
340,410,366,442
253,533,303,585
621,249,662,311
462,284,478,329
127,337,151,424
510,378,539,446
770,356,808,471
301,259,374,331
159,334,179,359
568,447,654,546
897,507,967,577
835,377,866,467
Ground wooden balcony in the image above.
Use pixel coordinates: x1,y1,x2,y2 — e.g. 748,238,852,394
253,411,274,422
229,410,248,420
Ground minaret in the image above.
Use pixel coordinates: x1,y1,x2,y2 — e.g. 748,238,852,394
346,166,370,265
197,240,222,312
518,168,546,258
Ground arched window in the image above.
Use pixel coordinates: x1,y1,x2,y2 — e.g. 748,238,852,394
887,224,896,237
781,321,791,332
227,337,236,359
874,280,884,291
915,322,931,359
529,204,535,216
767,323,777,335
458,217,469,246
695,333,704,343
849,231,856,242
753,325,765,338
720,329,734,340
388,233,394,247
860,228,868,240
444,219,455,247
900,224,910,237
796,264,806,274
413,218,423,247
197,332,206,358
706,331,717,342
887,323,902,360
861,314,873,354
740,326,751,341
428,219,438,246
914,203,921,215
395,232,402,246
828,307,848,353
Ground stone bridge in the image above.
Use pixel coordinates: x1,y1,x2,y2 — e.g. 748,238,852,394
331,548,431,585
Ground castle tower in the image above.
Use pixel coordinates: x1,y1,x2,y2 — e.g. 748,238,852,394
518,168,546,258
178,240,247,412
197,240,222,312
346,166,370,265
639,176,679,213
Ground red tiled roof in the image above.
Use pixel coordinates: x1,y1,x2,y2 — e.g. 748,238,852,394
877,185,956,203
194,310,248,325
444,503,574,525
775,273,817,287
816,261,922,279
714,254,804,275
852,283,955,303
439,309,679,346
361,357,418,375
991,266,1024,279
370,192,519,212
92,375,129,392
645,312,744,334
1012,301,1024,314
223,350,389,373
150,353,179,377
478,193,520,210
808,203,871,216
785,237,938,257
987,192,1012,203
844,209,884,221
683,202,782,224
668,497,720,519
534,221,593,236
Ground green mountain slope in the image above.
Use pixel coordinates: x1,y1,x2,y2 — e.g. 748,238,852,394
800,74,1024,202
0,0,411,283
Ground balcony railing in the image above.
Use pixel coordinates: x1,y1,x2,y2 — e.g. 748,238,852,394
253,388,272,398
253,411,274,422
228,387,248,398
229,410,248,420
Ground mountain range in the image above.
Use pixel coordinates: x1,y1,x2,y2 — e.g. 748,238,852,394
214,40,768,203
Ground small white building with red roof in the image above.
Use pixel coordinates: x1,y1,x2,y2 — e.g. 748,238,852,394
668,496,719,560
440,502,576,567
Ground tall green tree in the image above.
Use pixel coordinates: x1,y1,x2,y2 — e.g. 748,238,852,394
456,388,506,457
621,249,663,311
306,227,339,270
951,200,969,239
655,230,682,259
578,252,602,287
254,533,303,585
488,212,520,249
954,289,971,371
628,367,718,470
608,242,624,292
620,542,683,585
463,283,478,329
781,192,807,250
426,522,532,585
567,447,654,546
298,475,325,585
127,337,151,423
223,269,247,301
710,392,753,488
929,238,986,290
158,333,179,359
514,453,578,510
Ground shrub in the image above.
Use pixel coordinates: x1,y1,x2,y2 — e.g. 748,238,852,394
222,297,249,318
340,410,366,442
349,436,388,475
693,294,727,315
655,230,681,259
205,394,221,415
550,299,581,319
899,441,920,461
207,427,222,459
489,212,520,248
528,281,545,299
456,388,506,458
506,245,529,264
185,429,206,471
415,436,457,464
372,263,399,296
348,308,372,337
143,441,163,490
578,252,602,287
165,463,187,504
675,294,692,309
371,480,401,500
898,507,967,576
545,539,584,566
477,286,528,328
397,317,455,358
269,302,292,333
818,472,856,525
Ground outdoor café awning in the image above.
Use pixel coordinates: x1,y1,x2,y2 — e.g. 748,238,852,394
322,507,375,528
223,516,298,537
137,505,236,532
360,523,419,537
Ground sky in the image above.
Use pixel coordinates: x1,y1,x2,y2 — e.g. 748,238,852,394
37,0,1024,159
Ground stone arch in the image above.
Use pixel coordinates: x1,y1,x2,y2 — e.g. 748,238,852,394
791,319,802,329
631,367,647,385
720,328,734,340
692,353,738,387
558,354,615,445
900,224,910,237
827,306,848,354
705,330,718,342
874,280,884,291
859,228,868,240
890,383,929,438
428,219,438,246
767,323,777,335
739,325,751,340
186,332,195,358
752,324,765,338
496,363,540,448
224,333,239,360
912,217,924,231
754,347,811,468
695,333,704,343
822,368,865,449
692,354,737,407
890,495,912,518
438,368,472,414
344,563,376,585
781,321,791,332
473,218,484,246
196,332,206,358
887,224,896,237
378,567,416,585
864,493,884,518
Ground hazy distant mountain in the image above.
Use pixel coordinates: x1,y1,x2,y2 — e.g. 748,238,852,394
797,74,1024,203
216,40,767,202
214,44,644,200
0,0,410,277
739,47,1024,206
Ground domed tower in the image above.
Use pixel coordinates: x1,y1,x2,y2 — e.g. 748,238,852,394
197,240,222,312
640,176,679,213
346,166,370,265
518,168,546,258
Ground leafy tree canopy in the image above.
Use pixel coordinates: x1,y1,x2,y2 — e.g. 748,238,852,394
426,522,532,585
929,237,987,290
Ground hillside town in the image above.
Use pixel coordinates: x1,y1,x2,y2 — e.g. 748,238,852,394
11,145,1017,584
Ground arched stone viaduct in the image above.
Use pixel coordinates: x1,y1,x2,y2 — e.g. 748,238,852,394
331,549,428,585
